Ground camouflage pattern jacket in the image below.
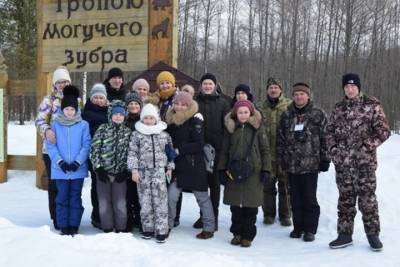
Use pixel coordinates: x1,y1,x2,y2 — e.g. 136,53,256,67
256,95,291,176
277,101,330,174
326,94,390,171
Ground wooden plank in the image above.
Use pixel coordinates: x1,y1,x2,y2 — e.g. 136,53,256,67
7,155,36,170
148,0,178,68
7,79,36,96
0,72,8,183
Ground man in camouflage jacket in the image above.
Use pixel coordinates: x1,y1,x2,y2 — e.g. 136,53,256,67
256,77,292,226
277,83,330,242
327,73,390,251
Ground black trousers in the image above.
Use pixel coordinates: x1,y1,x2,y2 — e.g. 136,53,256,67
43,154,57,225
88,160,100,224
288,172,320,234
126,178,141,229
207,162,221,220
230,206,258,241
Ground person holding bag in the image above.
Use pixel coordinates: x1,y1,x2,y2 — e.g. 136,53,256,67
218,99,271,247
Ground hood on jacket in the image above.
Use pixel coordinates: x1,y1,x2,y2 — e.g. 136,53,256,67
165,101,199,126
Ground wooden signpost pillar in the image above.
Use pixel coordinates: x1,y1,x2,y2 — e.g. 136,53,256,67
0,68,7,183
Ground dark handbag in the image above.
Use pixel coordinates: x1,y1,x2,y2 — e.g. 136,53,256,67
227,130,256,183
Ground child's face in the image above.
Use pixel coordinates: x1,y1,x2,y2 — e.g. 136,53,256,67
159,81,173,91
134,86,149,97
128,101,141,114
111,113,125,124
173,101,188,112
92,95,107,107
237,106,251,124
235,91,248,101
63,106,76,119
143,115,157,126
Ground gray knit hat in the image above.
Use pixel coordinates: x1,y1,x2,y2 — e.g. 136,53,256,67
125,91,143,108
90,83,107,100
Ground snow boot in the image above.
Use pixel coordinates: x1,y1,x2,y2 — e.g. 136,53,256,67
60,227,70,235
155,234,167,243
289,230,303,238
367,234,383,252
263,216,275,225
280,218,292,227
196,231,214,239
70,226,79,236
141,232,154,240
303,232,315,242
174,217,180,227
230,235,241,246
329,234,353,249
240,239,252,247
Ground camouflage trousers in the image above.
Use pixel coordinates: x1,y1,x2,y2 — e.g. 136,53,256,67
263,170,291,220
336,168,380,235
137,168,168,235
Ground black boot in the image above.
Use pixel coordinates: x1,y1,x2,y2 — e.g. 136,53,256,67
367,234,383,252
303,232,315,242
289,230,303,238
60,227,70,236
70,226,79,236
329,234,353,249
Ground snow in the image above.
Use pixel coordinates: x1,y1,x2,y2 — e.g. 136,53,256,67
1,124,399,267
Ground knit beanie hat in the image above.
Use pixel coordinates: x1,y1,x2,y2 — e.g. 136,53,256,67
125,91,143,108
234,84,253,102
61,85,80,110
181,84,195,96
140,104,161,122
108,100,126,119
52,66,71,85
156,71,175,87
107,67,124,80
233,100,255,116
342,73,361,90
90,83,107,100
200,73,217,85
111,106,126,116
173,91,193,106
292,82,311,96
132,78,150,92
266,77,283,90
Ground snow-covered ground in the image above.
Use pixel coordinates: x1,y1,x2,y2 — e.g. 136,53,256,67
1,123,399,267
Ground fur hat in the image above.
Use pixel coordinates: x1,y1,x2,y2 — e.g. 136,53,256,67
342,73,361,90
292,82,311,96
200,73,217,85
125,91,143,107
132,78,150,92
266,77,283,90
52,66,71,85
107,67,124,80
173,91,193,106
90,83,107,100
156,71,175,87
140,104,160,122
61,85,80,110
233,100,255,116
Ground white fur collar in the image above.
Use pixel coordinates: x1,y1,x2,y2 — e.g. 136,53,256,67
135,121,167,135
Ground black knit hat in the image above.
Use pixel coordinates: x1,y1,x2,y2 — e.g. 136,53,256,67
234,84,253,102
125,91,143,108
107,67,124,80
342,73,361,90
200,73,217,85
62,85,80,110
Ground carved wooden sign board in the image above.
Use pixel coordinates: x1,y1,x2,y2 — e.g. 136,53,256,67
38,0,178,72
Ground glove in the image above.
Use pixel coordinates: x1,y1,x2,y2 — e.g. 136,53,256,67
58,160,70,174
115,170,129,183
165,144,178,161
260,171,270,184
219,170,228,186
319,161,330,172
69,161,80,172
95,167,108,183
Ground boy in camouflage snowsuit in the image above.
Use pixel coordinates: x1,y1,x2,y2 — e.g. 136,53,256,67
327,73,390,251
127,104,175,243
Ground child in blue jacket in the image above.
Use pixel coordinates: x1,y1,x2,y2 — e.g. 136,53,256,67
46,85,91,236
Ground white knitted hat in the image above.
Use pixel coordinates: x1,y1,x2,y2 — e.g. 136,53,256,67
140,104,160,122
52,66,71,85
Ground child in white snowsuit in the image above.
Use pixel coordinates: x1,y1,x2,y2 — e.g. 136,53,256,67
127,104,175,243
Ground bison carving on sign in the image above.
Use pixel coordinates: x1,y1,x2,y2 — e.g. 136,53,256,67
152,0,171,10
152,18,169,39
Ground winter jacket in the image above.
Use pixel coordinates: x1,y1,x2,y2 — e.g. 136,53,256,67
35,85,82,153
104,80,126,102
127,123,175,171
90,100,132,175
46,114,91,179
326,94,390,171
218,110,271,208
166,101,208,191
82,99,108,137
277,101,330,175
196,89,230,151
256,95,291,177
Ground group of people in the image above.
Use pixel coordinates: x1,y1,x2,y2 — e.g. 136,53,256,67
35,66,390,251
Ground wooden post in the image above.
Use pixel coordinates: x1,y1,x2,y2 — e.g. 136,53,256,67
0,70,7,183
148,0,179,68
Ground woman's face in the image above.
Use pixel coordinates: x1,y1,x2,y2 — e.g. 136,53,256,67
159,81,173,91
135,86,149,97
173,101,188,112
91,95,107,107
55,80,70,91
237,106,251,124
128,101,141,114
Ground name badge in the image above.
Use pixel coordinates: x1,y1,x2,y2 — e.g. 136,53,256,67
294,123,304,131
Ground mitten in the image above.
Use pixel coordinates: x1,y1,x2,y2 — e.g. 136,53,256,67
165,144,178,161
58,160,69,174
319,161,330,172
69,161,80,172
